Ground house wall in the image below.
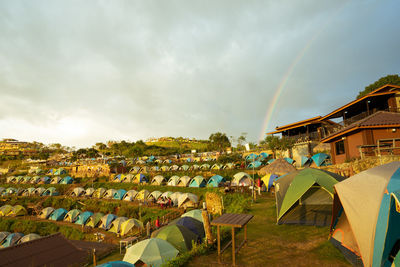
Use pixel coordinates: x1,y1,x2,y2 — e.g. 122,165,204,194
331,127,400,164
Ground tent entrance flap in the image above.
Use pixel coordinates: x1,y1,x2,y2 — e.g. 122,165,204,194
278,202,332,226
300,186,332,205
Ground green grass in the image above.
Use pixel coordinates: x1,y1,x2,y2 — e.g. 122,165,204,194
188,194,350,267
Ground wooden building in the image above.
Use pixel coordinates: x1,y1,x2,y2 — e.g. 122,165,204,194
321,111,400,164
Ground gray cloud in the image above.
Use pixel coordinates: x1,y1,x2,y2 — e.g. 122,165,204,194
0,0,399,147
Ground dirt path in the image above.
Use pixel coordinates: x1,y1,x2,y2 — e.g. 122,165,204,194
188,194,350,267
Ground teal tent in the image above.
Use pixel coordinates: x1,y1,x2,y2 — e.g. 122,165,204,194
247,161,262,169
114,189,127,200
284,158,295,164
207,175,226,187
75,211,93,225
60,176,73,184
1,233,24,248
42,187,59,196
311,153,330,167
245,153,258,161
189,176,206,188
301,156,312,167
267,159,275,164
97,261,134,267
50,208,67,221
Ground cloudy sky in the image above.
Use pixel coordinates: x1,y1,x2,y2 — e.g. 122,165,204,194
1,0,399,148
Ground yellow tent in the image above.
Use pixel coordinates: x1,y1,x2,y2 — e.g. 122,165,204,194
120,219,144,236
135,190,150,201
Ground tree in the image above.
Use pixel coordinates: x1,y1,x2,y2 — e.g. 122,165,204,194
237,132,247,151
264,135,280,158
208,132,231,152
357,74,400,99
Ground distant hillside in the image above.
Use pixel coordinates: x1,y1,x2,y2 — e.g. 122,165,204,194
146,140,209,152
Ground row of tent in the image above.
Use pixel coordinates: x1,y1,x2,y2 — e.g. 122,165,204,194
122,209,206,267
69,187,199,208
0,205,27,217
129,162,237,173
37,207,144,237
0,187,59,197
0,232,41,248
270,162,400,267
5,175,73,184
112,174,229,188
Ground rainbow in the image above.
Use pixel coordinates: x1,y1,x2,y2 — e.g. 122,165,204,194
258,38,316,141
257,3,345,141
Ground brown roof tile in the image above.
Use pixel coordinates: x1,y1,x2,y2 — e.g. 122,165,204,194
322,111,400,142
0,233,89,267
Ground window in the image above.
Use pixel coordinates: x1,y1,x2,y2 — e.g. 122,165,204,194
335,140,345,155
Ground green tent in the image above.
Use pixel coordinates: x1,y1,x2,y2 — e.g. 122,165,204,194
9,205,27,217
120,219,144,236
93,188,106,199
39,207,55,219
275,168,344,226
86,212,104,228
154,224,198,252
123,238,179,267
148,191,162,202
0,205,13,217
64,209,82,223
17,233,41,244
182,209,204,223
108,217,128,234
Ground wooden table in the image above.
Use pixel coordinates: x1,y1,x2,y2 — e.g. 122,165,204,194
119,236,138,254
211,213,253,266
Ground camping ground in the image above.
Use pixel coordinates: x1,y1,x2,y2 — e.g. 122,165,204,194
96,193,349,266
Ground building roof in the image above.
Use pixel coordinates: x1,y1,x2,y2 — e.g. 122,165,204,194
0,233,88,267
267,116,337,135
321,111,400,143
319,84,400,121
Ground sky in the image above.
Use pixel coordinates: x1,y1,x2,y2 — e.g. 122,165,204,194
0,0,400,148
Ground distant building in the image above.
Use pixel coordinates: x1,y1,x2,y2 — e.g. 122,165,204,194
266,84,400,164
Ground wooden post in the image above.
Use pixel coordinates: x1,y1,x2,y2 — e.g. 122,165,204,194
232,227,236,266
217,225,221,261
244,225,247,247
93,248,97,266
202,210,213,244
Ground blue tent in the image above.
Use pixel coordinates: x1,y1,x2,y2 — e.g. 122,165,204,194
301,156,312,167
97,261,135,267
135,174,147,183
189,176,207,188
114,189,127,200
267,159,276,164
258,152,269,159
60,176,73,184
99,214,118,230
261,174,279,192
113,174,123,182
247,161,262,169
311,153,330,167
284,158,295,164
41,176,51,184
50,208,68,221
175,217,205,239
245,153,258,161
1,233,24,248
207,175,226,187
330,162,400,267
75,211,94,225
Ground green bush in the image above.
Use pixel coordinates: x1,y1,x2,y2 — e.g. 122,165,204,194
223,193,251,214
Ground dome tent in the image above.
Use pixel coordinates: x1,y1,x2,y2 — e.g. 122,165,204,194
275,168,344,226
